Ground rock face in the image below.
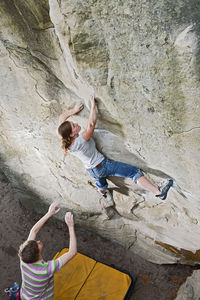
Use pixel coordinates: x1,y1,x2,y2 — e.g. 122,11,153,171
175,270,200,300
0,0,200,264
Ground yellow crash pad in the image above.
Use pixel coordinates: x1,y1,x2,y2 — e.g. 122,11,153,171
53,248,133,300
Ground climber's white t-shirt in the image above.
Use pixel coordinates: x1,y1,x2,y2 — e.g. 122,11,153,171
69,133,104,169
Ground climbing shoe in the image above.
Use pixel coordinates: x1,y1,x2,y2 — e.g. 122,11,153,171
101,190,114,208
156,178,174,200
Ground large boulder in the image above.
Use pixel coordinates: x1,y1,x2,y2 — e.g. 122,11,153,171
0,0,200,264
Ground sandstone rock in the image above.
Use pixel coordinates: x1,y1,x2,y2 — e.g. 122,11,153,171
0,0,200,264
175,270,200,300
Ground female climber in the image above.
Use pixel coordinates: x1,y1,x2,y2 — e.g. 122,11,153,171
58,95,173,207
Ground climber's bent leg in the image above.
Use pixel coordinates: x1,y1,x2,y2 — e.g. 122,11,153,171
87,161,114,206
103,158,164,196
87,159,108,191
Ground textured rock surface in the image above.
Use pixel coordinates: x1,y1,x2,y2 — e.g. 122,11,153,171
0,170,194,300
0,0,200,264
175,270,200,300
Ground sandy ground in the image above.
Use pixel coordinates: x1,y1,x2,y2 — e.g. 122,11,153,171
0,170,194,300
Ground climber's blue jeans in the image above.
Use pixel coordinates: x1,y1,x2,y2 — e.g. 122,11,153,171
87,157,144,191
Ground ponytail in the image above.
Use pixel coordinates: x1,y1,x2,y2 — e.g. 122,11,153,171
58,121,73,154
61,137,73,154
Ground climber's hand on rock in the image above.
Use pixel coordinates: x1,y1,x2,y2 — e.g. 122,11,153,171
74,102,84,114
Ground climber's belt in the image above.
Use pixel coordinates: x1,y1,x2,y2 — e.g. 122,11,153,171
95,163,102,168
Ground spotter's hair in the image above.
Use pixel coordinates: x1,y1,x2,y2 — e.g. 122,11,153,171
18,240,39,263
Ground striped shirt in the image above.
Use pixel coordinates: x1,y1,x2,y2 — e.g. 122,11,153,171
20,258,63,299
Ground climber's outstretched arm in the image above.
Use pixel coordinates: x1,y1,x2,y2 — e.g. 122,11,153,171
58,102,84,125
82,95,97,141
